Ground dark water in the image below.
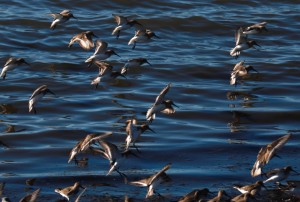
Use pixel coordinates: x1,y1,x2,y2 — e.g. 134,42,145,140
0,0,300,201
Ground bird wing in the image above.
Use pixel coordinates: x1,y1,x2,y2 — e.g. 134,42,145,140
153,83,171,106
29,85,47,99
19,188,40,202
94,40,108,55
112,14,127,25
235,27,247,45
99,141,119,161
129,178,149,187
75,188,86,202
78,36,93,50
81,132,112,151
149,163,171,185
232,61,245,71
48,13,61,20
94,61,112,75
246,22,267,31
251,146,267,177
266,134,291,163
60,10,71,15
4,58,15,67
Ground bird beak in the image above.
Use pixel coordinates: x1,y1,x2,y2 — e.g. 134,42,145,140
172,102,179,108
114,51,121,57
153,34,160,39
262,183,268,191
254,42,261,47
148,127,156,133
92,33,98,38
48,89,56,96
24,61,30,66
146,61,152,66
72,15,77,19
251,67,259,73
120,73,127,79
291,168,300,175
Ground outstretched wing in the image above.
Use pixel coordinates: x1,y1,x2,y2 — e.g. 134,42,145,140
153,83,171,106
94,40,108,55
112,14,128,25
235,27,247,45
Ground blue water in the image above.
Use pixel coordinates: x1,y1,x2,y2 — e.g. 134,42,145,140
0,0,300,201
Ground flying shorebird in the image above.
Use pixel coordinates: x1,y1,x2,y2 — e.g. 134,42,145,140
95,140,132,183
90,61,125,89
28,85,55,114
85,40,120,67
48,10,76,30
112,14,143,39
263,166,299,184
19,188,40,202
124,118,155,152
128,29,160,49
68,31,97,50
242,22,268,35
129,163,171,198
68,132,112,163
233,181,266,195
146,83,178,123
121,58,151,75
178,188,211,202
55,182,84,201
230,60,258,86
251,134,291,177
1,57,29,80
230,27,260,58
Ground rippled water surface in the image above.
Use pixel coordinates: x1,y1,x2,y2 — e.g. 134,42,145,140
1,0,300,201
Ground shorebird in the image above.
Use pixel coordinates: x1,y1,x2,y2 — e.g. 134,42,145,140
146,83,178,123
68,132,112,163
55,182,84,201
129,163,171,198
233,181,266,194
125,118,155,152
207,190,231,202
251,134,291,177
230,61,258,85
231,193,257,202
242,22,268,35
85,40,120,67
112,14,143,39
230,27,260,58
19,188,40,202
178,188,211,202
128,29,160,49
48,10,76,30
28,85,55,114
90,61,125,89
1,57,29,80
264,166,299,184
121,58,151,75
68,31,97,50
95,140,130,183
